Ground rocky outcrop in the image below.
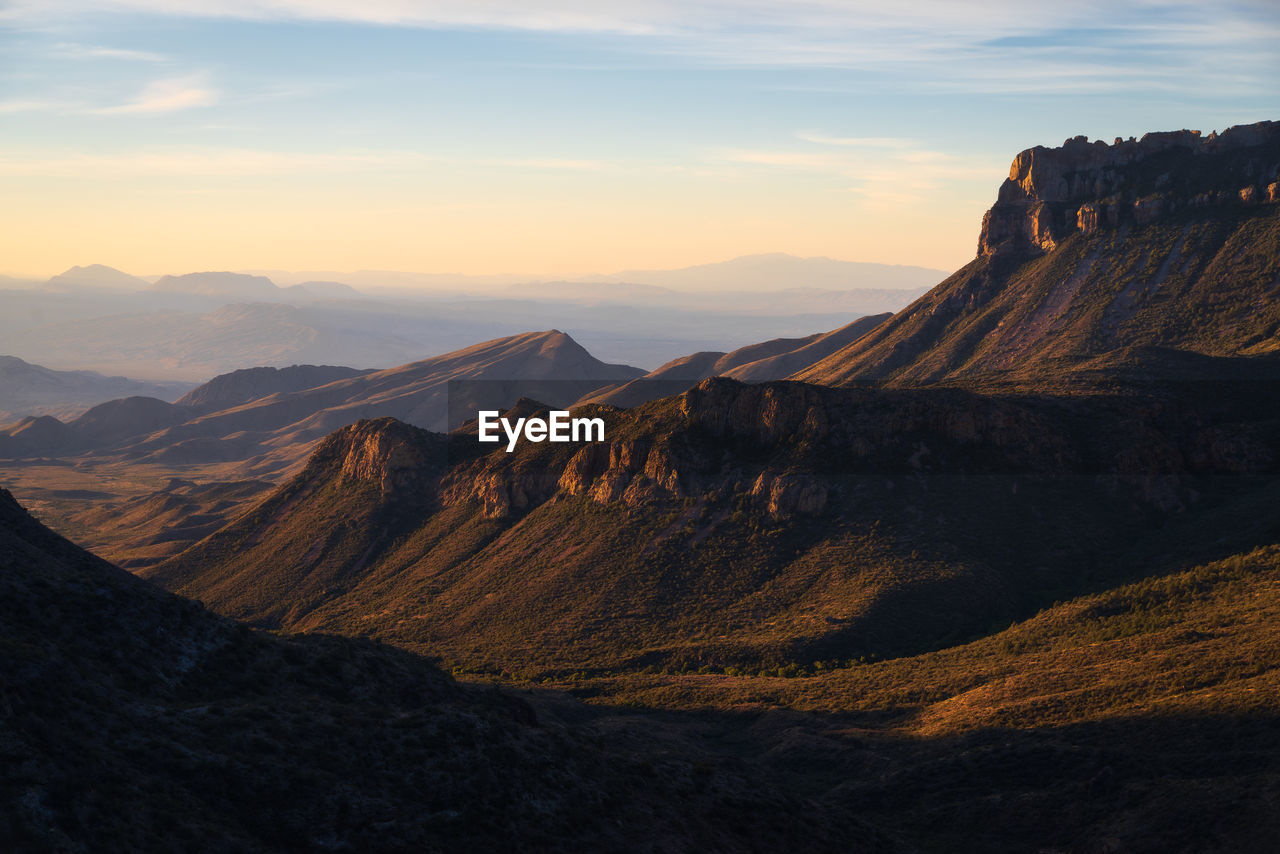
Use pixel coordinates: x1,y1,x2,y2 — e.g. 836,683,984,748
329,417,445,495
317,372,1280,526
751,471,827,519
978,121,1280,257
680,378,831,445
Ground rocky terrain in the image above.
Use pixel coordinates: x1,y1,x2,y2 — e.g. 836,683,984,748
3,486,904,852
9,121,1280,852
147,372,1280,676
795,120,1280,388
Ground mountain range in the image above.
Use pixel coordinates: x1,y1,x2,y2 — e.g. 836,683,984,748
0,331,637,478
250,253,947,294
0,355,193,425
1,323,897,568
0,281,921,382
5,121,1280,851
581,314,890,407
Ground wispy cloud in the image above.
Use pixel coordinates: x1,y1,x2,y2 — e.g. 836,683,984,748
0,98,74,114
489,158,609,171
54,41,168,61
0,147,614,178
92,75,218,114
713,140,1007,206
1,1,1274,95
796,133,916,148
0,149,420,178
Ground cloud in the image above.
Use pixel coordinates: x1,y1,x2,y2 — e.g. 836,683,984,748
796,133,916,148
0,1,1274,97
490,158,609,171
718,149,847,169
0,98,72,114
0,147,613,178
0,149,416,178
54,42,168,61
92,75,218,114
712,141,1007,206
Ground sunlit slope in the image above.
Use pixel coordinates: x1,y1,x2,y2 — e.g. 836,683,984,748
796,123,1280,389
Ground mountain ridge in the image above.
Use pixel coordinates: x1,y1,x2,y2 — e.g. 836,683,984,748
793,120,1280,389
146,374,1280,674
579,314,890,408
0,355,193,425
0,330,644,476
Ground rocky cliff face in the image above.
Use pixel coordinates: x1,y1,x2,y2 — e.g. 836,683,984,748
978,120,1280,257
796,121,1280,388
333,417,447,495
384,376,1275,521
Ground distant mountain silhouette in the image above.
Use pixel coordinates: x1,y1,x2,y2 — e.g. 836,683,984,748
0,354,192,425
0,331,644,475
289,279,363,299
44,263,150,292
150,271,283,299
600,253,946,292
149,271,365,302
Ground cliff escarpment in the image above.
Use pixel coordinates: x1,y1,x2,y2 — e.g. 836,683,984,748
978,121,1280,257
796,121,1280,389
147,376,1280,674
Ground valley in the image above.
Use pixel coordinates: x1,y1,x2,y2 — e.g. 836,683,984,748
4,120,1280,852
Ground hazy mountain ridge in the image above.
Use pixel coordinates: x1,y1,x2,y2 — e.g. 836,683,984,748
251,253,946,295
581,314,891,408
150,271,363,302
44,263,150,292
0,330,643,478
794,120,1280,389
0,286,908,382
0,355,193,425
597,253,946,292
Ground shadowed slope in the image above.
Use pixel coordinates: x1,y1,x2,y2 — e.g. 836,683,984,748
0,487,894,853
148,375,1280,677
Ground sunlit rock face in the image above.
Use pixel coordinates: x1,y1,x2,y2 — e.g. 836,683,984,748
977,121,1280,257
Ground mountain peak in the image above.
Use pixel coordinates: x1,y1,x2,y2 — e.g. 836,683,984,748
45,264,149,291
321,417,446,494
978,120,1280,257
794,120,1280,388
151,271,280,297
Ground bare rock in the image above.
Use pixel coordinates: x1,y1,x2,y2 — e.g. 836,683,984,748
751,471,827,519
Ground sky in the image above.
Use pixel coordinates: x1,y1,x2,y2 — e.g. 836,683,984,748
1,0,1277,280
